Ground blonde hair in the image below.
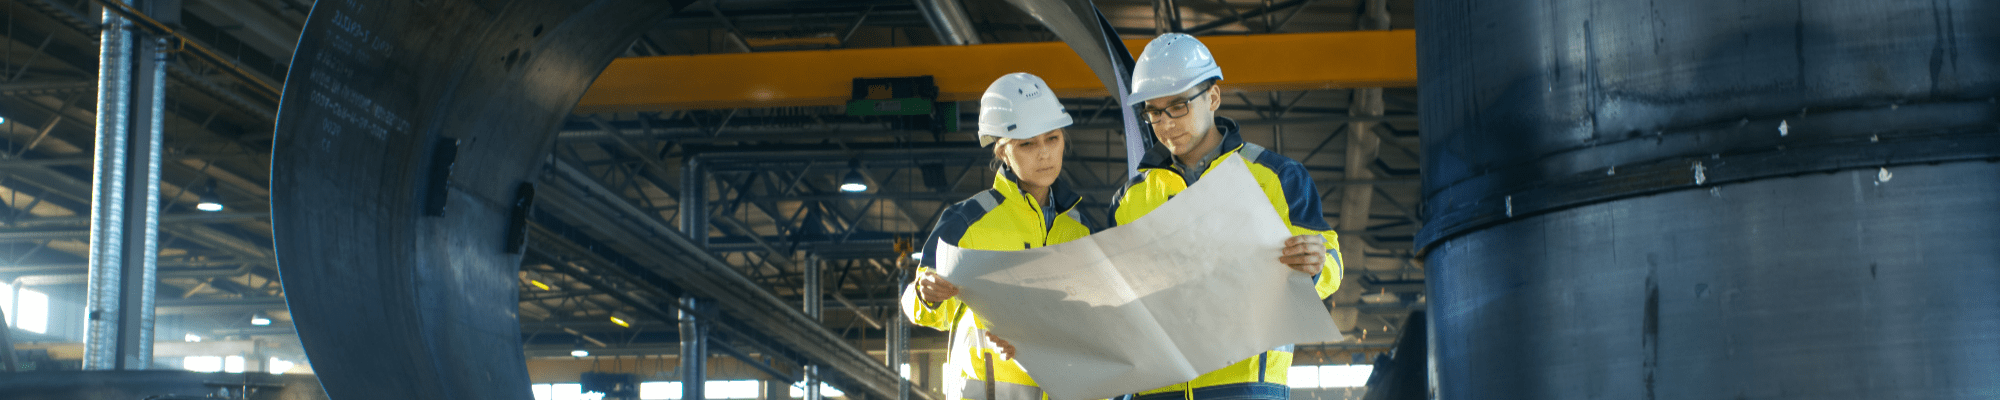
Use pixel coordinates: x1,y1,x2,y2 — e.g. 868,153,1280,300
990,137,1010,171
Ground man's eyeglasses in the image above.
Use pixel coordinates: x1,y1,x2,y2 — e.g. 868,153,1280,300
1138,84,1214,124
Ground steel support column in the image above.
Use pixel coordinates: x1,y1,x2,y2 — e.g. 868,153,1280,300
890,266,911,400
1337,0,1388,286
766,376,791,400
802,253,823,400
682,157,708,250
680,296,708,400
82,0,170,371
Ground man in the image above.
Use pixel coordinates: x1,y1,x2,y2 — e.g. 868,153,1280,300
1110,33,1341,400
904,72,1101,400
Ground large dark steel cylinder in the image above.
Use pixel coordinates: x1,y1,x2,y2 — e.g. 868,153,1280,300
1416,1,2000,399
271,2,679,399
268,1,1131,399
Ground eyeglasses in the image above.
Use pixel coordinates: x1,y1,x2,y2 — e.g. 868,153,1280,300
1138,84,1214,124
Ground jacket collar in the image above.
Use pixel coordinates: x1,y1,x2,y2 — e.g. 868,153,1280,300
993,166,1082,212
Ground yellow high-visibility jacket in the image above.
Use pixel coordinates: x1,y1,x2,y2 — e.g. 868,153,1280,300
1110,116,1341,400
904,168,1100,400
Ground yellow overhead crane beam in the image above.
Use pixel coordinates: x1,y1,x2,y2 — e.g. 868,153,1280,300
575,30,1415,113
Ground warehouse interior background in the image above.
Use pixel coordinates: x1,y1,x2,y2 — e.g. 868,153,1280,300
0,0,1424,399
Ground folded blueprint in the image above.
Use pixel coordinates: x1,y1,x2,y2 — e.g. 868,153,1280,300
935,156,1343,400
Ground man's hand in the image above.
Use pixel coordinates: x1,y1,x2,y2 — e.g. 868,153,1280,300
1279,234,1327,275
917,270,960,304
985,332,1017,360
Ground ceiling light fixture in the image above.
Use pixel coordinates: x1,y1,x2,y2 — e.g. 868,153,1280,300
840,160,868,193
196,180,225,212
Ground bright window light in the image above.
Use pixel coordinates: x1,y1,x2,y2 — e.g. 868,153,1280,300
900,363,912,379
224,355,246,373
1318,364,1374,388
551,383,606,400
17,288,48,333
532,383,553,400
1287,365,1321,388
185,333,203,342
790,382,844,398
707,380,760,399
269,358,296,374
184,356,223,372
638,381,681,399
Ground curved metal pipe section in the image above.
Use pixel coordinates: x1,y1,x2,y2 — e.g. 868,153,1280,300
271,0,1134,399
1001,0,1147,175
271,1,683,399
914,0,981,45
1418,0,2000,398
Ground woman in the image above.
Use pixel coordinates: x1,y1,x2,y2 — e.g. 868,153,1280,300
901,72,1099,400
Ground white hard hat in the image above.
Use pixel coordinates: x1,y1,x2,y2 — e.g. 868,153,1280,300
978,72,1073,147
1124,33,1224,107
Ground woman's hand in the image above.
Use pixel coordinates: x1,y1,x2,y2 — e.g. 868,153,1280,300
917,269,960,304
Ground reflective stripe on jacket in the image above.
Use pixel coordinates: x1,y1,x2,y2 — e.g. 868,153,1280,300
1109,116,1341,398
903,168,1100,400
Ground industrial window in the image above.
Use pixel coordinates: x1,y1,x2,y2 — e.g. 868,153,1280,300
2,283,49,334
1287,364,1374,388
707,380,761,398
638,381,680,399
269,358,297,374
532,383,605,400
531,380,766,400
788,381,845,398
531,383,550,400
184,356,224,372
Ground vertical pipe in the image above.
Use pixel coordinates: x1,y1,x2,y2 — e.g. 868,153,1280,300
803,254,821,400
681,157,707,250
83,6,134,371
680,296,707,400
1338,0,1389,287
760,368,784,400
892,266,910,400
131,17,169,372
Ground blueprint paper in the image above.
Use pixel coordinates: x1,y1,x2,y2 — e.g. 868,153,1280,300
934,156,1343,400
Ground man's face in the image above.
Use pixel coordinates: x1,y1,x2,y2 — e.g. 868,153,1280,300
1141,83,1220,157
996,129,1067,191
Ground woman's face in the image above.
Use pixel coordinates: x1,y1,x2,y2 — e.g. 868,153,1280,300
996,128,1067,191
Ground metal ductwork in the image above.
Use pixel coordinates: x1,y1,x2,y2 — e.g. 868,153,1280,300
1417,0,2000,399
913,0,981,45
83,1,172,372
